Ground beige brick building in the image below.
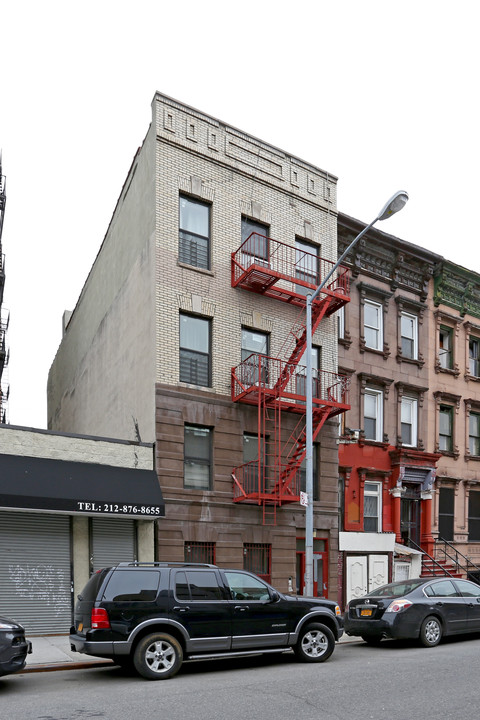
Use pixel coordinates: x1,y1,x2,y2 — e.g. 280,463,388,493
48,93,347,600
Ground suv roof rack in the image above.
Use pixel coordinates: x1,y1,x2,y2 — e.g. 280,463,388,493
116,561,218,569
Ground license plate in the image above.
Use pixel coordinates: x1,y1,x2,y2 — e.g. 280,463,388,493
360,609,373,617
78,622,83,632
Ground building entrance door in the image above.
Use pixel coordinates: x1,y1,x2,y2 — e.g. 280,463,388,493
296,538,328,597
400,484,421,546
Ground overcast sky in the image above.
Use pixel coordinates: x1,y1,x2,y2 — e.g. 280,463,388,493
2,0,479,430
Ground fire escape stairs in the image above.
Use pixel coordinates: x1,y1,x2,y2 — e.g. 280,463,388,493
231,237,350,525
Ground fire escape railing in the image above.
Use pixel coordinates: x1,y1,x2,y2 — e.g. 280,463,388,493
231,233,350,304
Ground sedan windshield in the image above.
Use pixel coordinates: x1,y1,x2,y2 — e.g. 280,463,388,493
366,578,426,597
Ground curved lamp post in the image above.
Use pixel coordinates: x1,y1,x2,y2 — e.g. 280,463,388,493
304,191,409,597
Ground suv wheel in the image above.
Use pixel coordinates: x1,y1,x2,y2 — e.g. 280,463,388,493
133,632,183,680
294,623,335,663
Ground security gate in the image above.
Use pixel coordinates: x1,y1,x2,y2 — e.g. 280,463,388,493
0,512,72,635
90,518,136,571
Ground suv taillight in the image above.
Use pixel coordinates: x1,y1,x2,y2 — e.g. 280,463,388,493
91,608,110,629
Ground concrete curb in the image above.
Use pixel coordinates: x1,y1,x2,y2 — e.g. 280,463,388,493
22,660,114,674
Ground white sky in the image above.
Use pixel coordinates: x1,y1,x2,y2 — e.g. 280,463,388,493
2,0,479,429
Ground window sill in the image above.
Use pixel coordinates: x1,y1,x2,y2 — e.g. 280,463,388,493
437,449,460,460
177,261,215,277
435,364,460,377
465,454,480,462
465,373,480,383
358,438,390,450
396,354,425,368
359,344,391,359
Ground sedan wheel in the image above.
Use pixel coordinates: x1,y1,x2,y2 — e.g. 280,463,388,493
294,623,335,663
133,632,183,680
419,616,442,648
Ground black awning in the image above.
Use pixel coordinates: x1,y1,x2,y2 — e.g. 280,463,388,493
0,453,164,518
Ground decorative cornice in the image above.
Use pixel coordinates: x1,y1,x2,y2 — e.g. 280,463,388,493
434,263,480,319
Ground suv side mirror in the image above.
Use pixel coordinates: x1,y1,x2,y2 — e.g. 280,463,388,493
270,590,280,603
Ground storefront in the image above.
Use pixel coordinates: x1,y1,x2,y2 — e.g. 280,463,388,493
0,428,164,635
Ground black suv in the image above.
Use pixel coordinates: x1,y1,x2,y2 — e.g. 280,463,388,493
70,562,343,680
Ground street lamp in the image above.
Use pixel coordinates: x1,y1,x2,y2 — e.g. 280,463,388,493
303,190,409,597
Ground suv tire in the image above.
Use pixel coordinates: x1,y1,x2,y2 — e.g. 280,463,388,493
294,623,335,663
133,632,183,680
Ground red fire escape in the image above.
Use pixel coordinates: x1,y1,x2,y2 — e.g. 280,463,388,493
231,233,351,524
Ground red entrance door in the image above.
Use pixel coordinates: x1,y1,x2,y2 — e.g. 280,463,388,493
296,539,328,597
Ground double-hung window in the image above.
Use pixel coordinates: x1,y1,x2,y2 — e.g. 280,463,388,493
179,196,210,269
296,346,321,402
184,425,212,490
469,337,480,377
364,300,383,351
469,412,480,456
439,326,453,369
179,314,211,387
439,405,453,452
241,218,269,267
401,397,418,447
241,328,269,386
295,239,319,294
364,389,383,442
364,482,382,532
401,312,418,360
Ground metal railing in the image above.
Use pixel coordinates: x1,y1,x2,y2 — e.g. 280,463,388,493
232,233,350,296
405,537,455,577
435,537,480,580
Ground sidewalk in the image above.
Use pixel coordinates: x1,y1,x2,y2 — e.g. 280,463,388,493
22,632,360,673
22,635,113,673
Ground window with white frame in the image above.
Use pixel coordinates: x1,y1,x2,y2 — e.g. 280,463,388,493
184,425,212,490
469,337,480,377
179,195,210,270
364,300,383,351
439,405,453,452
364,482,382,532
401,396,418,447
439,326,453,369
364,389,383,442
469,411,480,456
337,305,345,340
241,217,269,266
400,312,418,360
295,238,319,295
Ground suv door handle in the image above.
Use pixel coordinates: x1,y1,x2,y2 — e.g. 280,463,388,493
435,602,444,607
235,605,249,611
173,606,190,612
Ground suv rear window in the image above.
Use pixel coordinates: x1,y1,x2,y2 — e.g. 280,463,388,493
103,570,161,602
80,569,110,601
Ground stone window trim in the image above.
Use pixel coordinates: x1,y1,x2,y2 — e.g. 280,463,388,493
358,372,393,446
433,391,461,459
395,382,428,450
395,296,425,367
464,321,480,382
434,310,461,377
464,398,480,462
358,282,393,358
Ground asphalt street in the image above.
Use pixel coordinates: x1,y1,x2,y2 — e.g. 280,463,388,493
1,636,479,720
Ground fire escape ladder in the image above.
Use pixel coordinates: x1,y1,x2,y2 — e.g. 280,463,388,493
272,294,335,398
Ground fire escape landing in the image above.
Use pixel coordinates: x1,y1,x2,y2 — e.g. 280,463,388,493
231,233,351,524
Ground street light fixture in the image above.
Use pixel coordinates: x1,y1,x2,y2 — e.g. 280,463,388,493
303,190,409,597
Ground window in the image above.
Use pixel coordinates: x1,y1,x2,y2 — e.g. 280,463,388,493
184,425,212,490
241,328,269,385
184,541,215,565
241,217,269,265
179,314,211,386
364,300,383,350
469,412,480,456
243,543,272,583
243,433,265,493
225,571,270,601
468,491,480,541
439,326,453,369
364,389,383,442
295,239,319,294
103,571,160,602
337,305,345,339
174,570,223,601
179,195,210,269
438,487,454,541
296,346,321,402
455,580,480,598
439,405,453,452
424,580,458,598
401,397,418,447
364,482,382,532
469,337,480,377
400,312,418,359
